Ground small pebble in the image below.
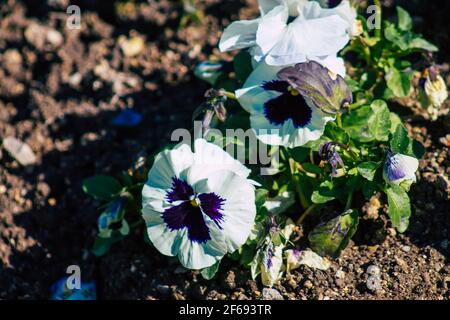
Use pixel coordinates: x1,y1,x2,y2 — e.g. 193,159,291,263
261,288,284,300
303,280,313,289
3,136,37,166
401,245,411,252
366,275,381,292
366,265,381,276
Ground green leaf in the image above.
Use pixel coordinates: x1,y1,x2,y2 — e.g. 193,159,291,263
408,37,438,52
233,51,253,84
362,181,378,199
396,6,412,31
311,180,337,204
255,189,269,209
368,100,391,141
302,163,322,174
308,209,359,258
390,124,425,159
389,112,402,133
385,185,411,233
324,122,350,144
288,146,309,163
92,233,124,257
390,124,410,154
220,111,250,130
385,67,413,98
201,261,221,280
357,161,381,181
82,175,122,201
342,105,374,142
409,139,425,159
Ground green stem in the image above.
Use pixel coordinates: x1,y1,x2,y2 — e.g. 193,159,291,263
221,90,237,100
336,113,343,129
348,99,368,111
296,204,317,225
344,192,353,211
130,219,144,229
289,158,310,210
374,0,382,39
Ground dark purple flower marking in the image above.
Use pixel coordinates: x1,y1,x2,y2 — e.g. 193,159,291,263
162,177,226,243
265,245,274,269
165,177,194,203
261,80,312,128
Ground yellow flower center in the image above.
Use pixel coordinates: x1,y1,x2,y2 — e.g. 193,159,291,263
288,86,299,96
190,198,200,207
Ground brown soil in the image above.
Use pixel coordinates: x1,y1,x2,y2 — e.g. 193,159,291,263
0,0,448,300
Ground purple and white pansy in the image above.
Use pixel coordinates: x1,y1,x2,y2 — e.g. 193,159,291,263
383,151,419,189
219,0,354,66
142,139,257,269
236,59,345,148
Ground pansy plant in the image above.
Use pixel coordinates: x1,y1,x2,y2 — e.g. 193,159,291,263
82,1,434,286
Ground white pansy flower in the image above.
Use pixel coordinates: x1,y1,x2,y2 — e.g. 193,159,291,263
383,151,419,190
219,0,351,66
142,139,256,270
236,60,344,148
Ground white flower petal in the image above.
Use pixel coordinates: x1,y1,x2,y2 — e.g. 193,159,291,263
265,2,349,66
177,232,223,269
322,0,358,36
192,138,250,179
146,143,194,190
197,170,256,253
146,222,184,257
258,0,282,15
219,19,259,52
256,5,288,55
311,55,346,77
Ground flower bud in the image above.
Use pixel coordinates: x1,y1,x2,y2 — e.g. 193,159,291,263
383,151,419,191
261,242,284,287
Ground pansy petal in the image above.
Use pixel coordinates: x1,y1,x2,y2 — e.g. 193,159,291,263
384,153,419,185
192,138,251,179
146,222,184,257
177,233,224,269
256,4,288,55
219,19,260,52
146,143,194,190
265,2,349,65
312,55,346,77
197,170,256,253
